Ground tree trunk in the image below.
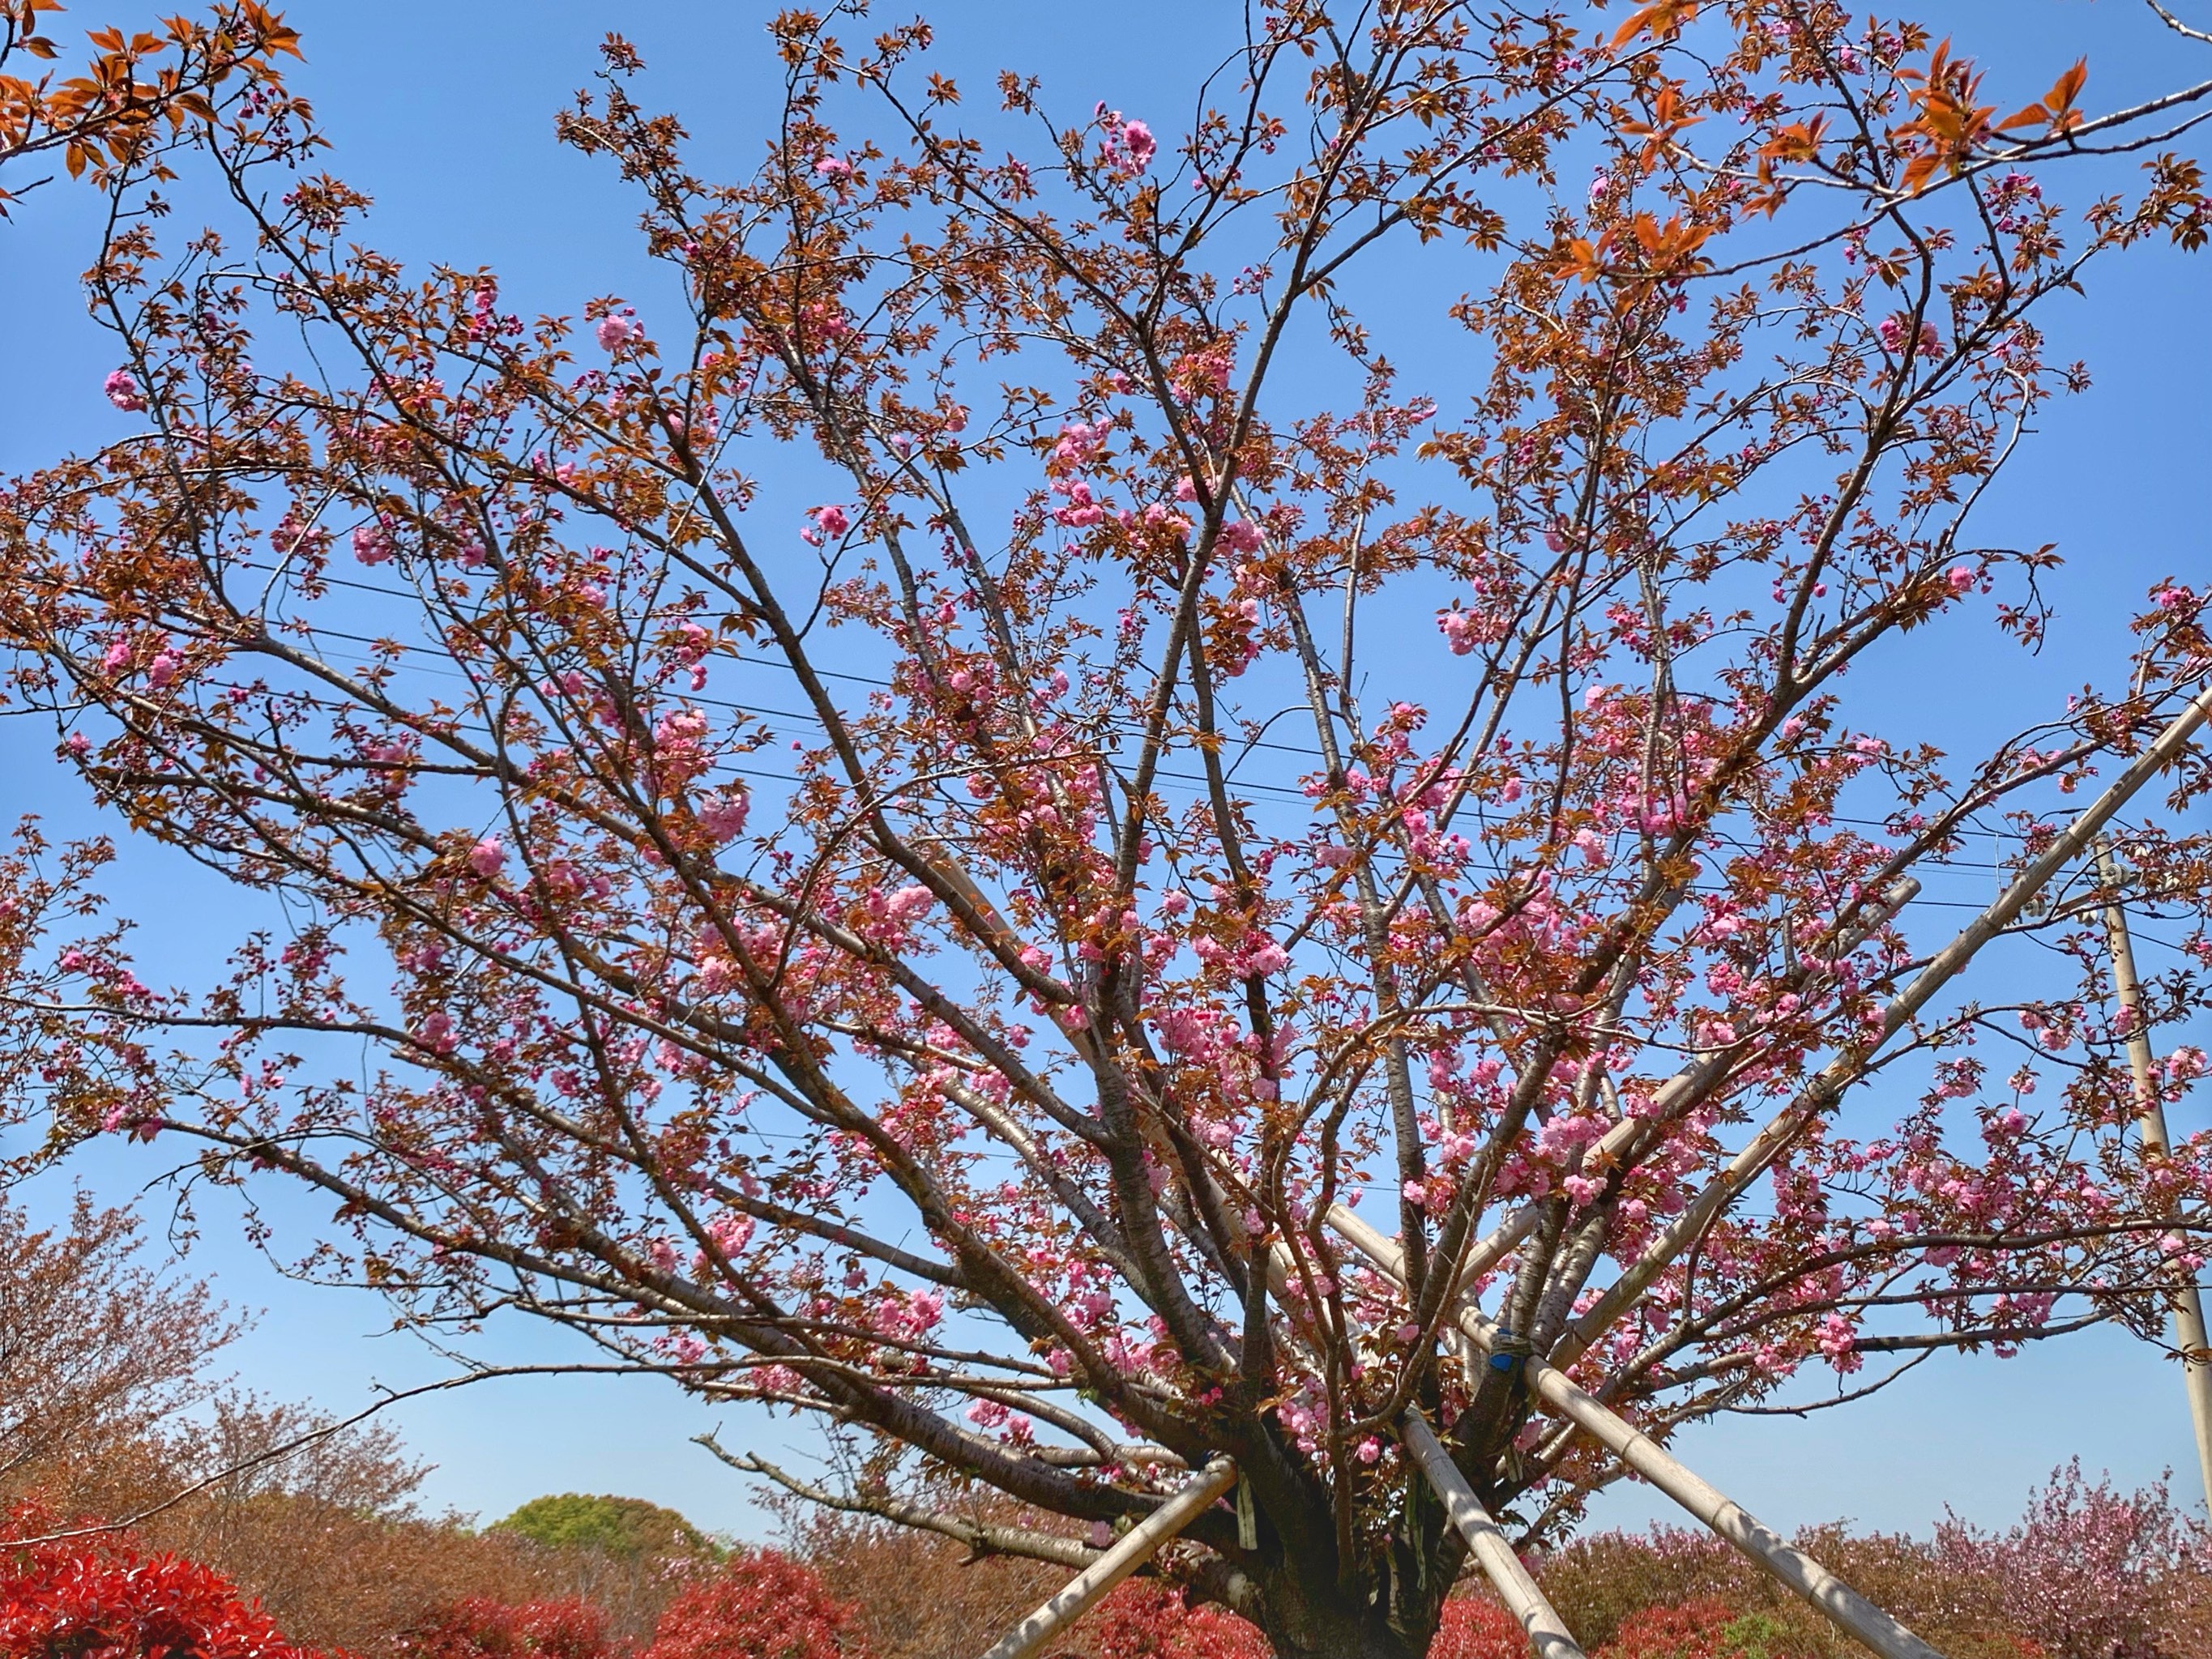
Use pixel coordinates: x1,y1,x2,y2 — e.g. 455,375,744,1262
1252,1569,1431,1659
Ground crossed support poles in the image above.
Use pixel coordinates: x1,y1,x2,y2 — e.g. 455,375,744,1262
966,681,2212,1659
971,1199,1945,1659
1326,1207,1944,1659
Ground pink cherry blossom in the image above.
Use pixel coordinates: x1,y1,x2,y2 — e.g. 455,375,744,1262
697,789,750,842
103,369,147,412
1816,1311,1861,1373
596,313,641,351
707,1210,755,1256
1876,313,1942,358
1053,481,1106,528
352,521,393,565
468,835,506,878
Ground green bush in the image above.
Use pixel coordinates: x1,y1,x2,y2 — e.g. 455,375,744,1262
1715,1612,1795,1659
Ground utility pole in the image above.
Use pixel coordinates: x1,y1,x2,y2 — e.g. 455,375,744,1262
2096,840,2212,1510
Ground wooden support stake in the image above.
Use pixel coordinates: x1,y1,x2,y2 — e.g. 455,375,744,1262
2097,841,2212,1508
972,1460,1237,1659
1328,1208,1947,1659
1401,1410,1588,1659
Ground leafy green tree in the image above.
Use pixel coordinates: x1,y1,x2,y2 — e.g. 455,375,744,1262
493,1495,713,1563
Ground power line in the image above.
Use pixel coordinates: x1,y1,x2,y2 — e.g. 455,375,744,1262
135,557,2133,868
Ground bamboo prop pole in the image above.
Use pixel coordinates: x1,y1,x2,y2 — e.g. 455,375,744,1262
2096,841,2212,1508
1445,1064,1708,1299
1399,1410,1588,1659
1329,1208,1948,1659
1440,1056,1768,1316
972,1459,1239,1659
1548,685,2212,1373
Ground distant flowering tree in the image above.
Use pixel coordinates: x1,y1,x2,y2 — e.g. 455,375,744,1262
0,1187,242,1493
1933,1460,2211,1659
5,3,2212,1657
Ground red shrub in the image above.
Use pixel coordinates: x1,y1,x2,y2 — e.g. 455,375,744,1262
0,1501,326,1659
1083,1580,1268,1659
1432,1597,1531,1659
397,1597,614,1659
643,1550,871,1659
1596,1597,1823,1659
1597,1599,1738,1659
1075,1582,1524,1659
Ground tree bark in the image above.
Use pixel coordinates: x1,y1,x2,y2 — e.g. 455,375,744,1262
1253,1569,1433,1659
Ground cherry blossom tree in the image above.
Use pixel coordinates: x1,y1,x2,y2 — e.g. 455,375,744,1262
1933,1459,2211,1659
4,3,2212,1657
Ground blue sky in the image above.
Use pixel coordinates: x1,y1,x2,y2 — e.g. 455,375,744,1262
2,0,2209,1542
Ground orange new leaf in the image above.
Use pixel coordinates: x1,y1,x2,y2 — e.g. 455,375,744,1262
1611,0,1698,49
1998,58,2089,135
1558,237,1605,283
